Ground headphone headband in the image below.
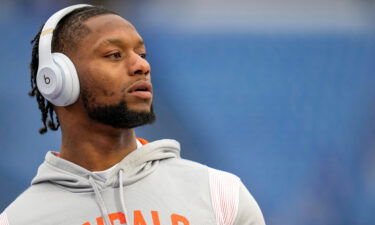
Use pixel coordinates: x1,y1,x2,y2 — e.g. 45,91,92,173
38,4,92,66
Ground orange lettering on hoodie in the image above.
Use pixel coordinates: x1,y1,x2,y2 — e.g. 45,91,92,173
151,211,161,225
96,217,104,225
109,212,126,224
134,210,147,225
82,211,190,225
171,214,190,225
95,212,126,225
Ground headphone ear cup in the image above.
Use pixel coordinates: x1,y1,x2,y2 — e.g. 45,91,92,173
51,53,80,106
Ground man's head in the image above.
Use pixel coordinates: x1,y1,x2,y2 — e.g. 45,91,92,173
29,6,155,134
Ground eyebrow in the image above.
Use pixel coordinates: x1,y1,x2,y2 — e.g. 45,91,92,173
96,38,145,49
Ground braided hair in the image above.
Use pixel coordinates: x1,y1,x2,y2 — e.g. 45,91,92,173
29,6,117,134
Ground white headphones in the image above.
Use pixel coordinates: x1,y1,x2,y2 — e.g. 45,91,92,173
36,4,92,106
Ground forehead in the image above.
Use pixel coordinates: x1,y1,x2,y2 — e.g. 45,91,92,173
80,14,143,48
84,14,134,32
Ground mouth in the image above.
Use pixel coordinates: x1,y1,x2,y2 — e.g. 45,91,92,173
128,80,153,100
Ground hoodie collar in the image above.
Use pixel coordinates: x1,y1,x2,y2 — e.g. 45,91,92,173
31,139,180,193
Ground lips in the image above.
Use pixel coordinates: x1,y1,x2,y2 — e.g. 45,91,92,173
128,80,153,99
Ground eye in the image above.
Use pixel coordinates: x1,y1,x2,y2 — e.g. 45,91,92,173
139,53,147,59
105,52,122,60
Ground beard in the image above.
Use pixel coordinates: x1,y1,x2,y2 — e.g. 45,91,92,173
81,89,156,129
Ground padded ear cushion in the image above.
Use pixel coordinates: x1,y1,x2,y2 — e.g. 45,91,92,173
51,53,80,106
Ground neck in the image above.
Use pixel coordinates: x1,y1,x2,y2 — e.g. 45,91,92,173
59,117,137,172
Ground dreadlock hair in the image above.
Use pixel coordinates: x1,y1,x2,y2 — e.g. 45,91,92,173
29,6,118,134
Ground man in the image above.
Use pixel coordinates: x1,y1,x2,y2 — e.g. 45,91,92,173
1,5,265,225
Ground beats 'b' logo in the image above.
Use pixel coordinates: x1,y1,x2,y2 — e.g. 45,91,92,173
43,75,51,85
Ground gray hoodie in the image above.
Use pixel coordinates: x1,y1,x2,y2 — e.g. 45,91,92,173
1,139,265,225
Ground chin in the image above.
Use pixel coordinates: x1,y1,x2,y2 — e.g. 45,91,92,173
128,103,152,113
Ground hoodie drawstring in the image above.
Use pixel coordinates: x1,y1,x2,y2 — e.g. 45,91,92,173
89,176,112,225
88,171,130,225
119,169,130,224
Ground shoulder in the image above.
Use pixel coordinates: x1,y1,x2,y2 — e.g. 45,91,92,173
157,157,241,188
187,165,265,225
1,186,35,225
155,158,211,190
206,167,241,189
157,156,210,179
205,167,242,225
161,157,208,170
1,183,68,225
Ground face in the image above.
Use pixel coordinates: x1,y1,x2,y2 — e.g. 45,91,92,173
70,14,155,128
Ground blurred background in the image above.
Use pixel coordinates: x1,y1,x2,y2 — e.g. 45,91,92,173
1,0,375,224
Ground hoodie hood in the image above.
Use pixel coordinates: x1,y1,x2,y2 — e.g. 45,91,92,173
31,139,180,193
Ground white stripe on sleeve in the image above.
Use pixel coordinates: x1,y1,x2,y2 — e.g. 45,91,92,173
208,167,240,225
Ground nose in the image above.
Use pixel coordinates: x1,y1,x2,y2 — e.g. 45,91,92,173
129,53,150,76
